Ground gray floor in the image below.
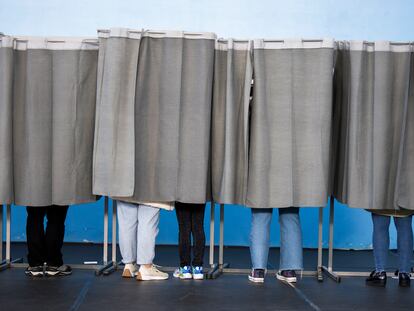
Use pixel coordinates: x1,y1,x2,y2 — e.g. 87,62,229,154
0,244,413,311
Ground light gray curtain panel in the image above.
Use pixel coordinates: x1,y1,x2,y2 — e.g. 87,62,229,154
333,41,413,211
395,51,414,210
13,37,98,206
397,50,414,210
0,35,14,204
247,39,335,208
93,29,216,203
211,39,252,205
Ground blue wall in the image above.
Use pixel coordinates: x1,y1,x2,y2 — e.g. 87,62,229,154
1,0,414,249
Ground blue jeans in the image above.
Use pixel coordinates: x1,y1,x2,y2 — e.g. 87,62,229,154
250,207,303,270
372,213,413,273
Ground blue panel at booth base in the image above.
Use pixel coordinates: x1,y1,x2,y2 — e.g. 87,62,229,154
3,198,409,249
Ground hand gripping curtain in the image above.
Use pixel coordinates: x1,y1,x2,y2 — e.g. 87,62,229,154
13,37,99,206
0,35,14,204
247,39,335,208
93,29,216,203
333,41,412,210
211,39,252,205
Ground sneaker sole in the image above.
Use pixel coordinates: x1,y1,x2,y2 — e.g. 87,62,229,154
122,269,135,278
365,282,386,287
45,271,72,276
276,274,297,283
136,272,169,281
248,275,264,283
25,271,44,277
179,273,192,280
193,274,204,280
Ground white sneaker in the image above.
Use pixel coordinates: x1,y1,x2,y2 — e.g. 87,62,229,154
122,263,138,278
136,265,169,281
173,268,180,278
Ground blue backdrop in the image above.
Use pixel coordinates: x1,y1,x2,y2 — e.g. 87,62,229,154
1,0,414,248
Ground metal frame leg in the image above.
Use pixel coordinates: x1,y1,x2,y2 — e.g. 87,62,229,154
0,205,3,263
207,202,219,279
0,205,23,272
103,199,119,275
317,207,324,281
96,197,120,276
320,197,341,283
209,202,215,268
207,203,229,279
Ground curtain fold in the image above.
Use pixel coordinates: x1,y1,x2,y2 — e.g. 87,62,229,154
395,45,414,210
0,35,14,204
211,39,252,205
93,28,141,197
13,37,98,206
93,29,216,203
247,39,335,208
333,41,412,210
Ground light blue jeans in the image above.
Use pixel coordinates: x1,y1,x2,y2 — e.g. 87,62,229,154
250,207,303,270
117,201,160,265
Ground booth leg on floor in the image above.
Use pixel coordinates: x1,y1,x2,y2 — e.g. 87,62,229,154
317,197,341,283
206,203,229,279
96,197,118,276
0,204,24,272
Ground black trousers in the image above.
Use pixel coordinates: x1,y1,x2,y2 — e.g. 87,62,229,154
175,202,206,267
26,205,69,267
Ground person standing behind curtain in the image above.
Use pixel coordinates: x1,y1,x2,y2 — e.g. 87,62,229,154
248,207,303,283
25,205,72,277
117,200,174,281
173,202,206,280
365,210,413,287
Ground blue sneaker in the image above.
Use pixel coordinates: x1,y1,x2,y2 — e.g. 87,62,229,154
176,266,192,279
192,266,204,280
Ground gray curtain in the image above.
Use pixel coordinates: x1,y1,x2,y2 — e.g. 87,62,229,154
211,39,252,205
333,41,412,210
394,46,414,211
93,29,215,203
247,39,335,208
0,35,14,204
13,37,98,206
93,29,141,198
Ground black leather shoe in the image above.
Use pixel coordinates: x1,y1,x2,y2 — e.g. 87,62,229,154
366,270,387,287
398,272,411,287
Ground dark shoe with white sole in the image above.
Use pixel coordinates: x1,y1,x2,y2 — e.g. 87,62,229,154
399,272,411,288
276,270,297,283
366,270,387,287
45,264,72,276
25,266,44,277
248,269,265,283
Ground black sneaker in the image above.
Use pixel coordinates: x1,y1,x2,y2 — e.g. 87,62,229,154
25,266,44,277
276,270,297,283
399,272,411,287
248,269,265,283
366,270,387,287
45,264,72,276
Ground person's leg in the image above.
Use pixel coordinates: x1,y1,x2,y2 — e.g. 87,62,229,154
250,208,273,269
190,203,206,267
136,204,160,266
394,216,413,274
279,207,303,271
117,201,138,265
26,206,47,267
136,204,168,281
45,205,69,267
175,202,192,268
372,213,390,272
